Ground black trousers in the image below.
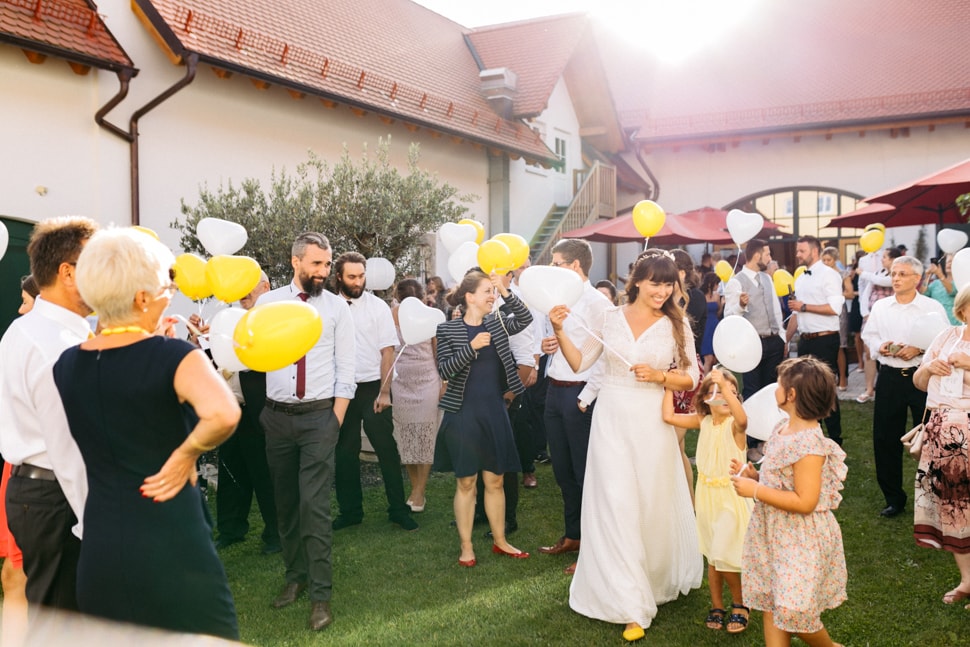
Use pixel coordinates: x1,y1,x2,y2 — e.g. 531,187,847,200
334,380,409,519
797,332,842,445
5,475,81,612
742,335,786,400
544,382,593,540
873,364,925,510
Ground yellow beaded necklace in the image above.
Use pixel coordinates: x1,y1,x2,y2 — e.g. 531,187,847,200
100,325,150,336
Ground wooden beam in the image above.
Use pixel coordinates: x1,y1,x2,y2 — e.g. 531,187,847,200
320,98,338,109
22,50,47,64
211,67,233,79
250,78,271,90
287,89,306,100
67,61,91,76
349,106,367,118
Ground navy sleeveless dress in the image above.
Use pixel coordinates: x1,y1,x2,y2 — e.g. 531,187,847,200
433,322,521,478
53,336,238,639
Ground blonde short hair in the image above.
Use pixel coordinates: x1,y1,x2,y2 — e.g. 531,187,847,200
76,228,175,326
954,284,970,323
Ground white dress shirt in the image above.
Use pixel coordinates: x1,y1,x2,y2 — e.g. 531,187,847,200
258,282,357,402
546,280,610,404
793,260,845,333
723,266,785,338
857,251,882,317
862,293,948,368
345,291,398,383
0,296,91,536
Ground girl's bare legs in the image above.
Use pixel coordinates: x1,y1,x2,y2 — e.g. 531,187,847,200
707,565,725,628
945,552,970,603
703,354,715,374
764,610,840,647
406,463,431,508
676,428,695,507
482,470,522,554
454,475,477,562
1,559,28,647
723,571,745,632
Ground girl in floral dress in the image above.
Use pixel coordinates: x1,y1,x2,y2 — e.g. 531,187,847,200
731,357,847,647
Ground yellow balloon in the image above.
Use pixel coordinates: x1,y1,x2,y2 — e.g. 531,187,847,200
714,260,733,283
173,253,212,300
864,222,886,233
206,255,261,303
477,239,513,274
772,269,795,297
458,219,485,244
793,265,807,281
632,200,666,238
234,301,323,372
493,233,530,269
131,226,160,240
859,229,885,253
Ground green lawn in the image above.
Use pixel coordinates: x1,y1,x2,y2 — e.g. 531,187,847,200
216,402,967,646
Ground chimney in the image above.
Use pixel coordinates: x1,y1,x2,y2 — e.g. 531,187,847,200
479,68,517,120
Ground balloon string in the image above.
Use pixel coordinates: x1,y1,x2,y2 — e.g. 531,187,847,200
576,322,633,368
732,245,742,276
172,313,204,339
643,237,650,252
380,345,407,394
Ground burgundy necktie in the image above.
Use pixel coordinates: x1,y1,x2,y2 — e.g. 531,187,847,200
296,292,309,399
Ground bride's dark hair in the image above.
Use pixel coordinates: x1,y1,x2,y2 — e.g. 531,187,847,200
627,249,690,370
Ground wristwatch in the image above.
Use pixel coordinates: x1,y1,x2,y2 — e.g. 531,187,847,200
800,303,807,313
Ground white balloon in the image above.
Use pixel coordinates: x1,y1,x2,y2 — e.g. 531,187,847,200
197,218,248,256
937,229,969,255
398,296,446,345
448,240,480,283
0,221,8,262
439,222,477,254
209,307,248,372
726,209,764,246
743,382,788,441
951,248,970,290
712,315,762,373
909,311,949,350
366,257,395,291
516,266,584,315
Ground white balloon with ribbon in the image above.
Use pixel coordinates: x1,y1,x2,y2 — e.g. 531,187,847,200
448,240,480,283
439,222,478,254
0,221,8,262
197,218,248,257
909,311,950,351
743,382,788,441
712,315,763,373
366,257,395,291
208,306,248,372
937,229,969,255
951,248,970,290
726,209,764,246
398,296,446,345
517,266,584,315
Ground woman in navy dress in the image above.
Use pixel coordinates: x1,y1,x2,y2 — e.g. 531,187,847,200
52,228,240,639
434,268,532,567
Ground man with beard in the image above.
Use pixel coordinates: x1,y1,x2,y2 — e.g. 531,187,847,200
257,233,356,631
331,252,416,531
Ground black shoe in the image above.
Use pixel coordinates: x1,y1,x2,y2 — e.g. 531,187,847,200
261,542,282,555
534,452,550,464
215,536,244,549
332,516,363,530
390,514,419,531
880,505,903,518
484,521,518,538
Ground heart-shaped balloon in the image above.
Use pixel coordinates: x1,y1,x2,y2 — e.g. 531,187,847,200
952,248,970,290
0,221,8,263
516,266,584,315
908,311,949,350
493,233,530,270
793,265,808,281
206,255,262,303
726,209,764,245
712,315,762,373
173,253,213,300
448,240,480,283
131,225,160,241
366,257,395,291
208,306,248,372
937,229,969,255
859,229,884,253
477,238,512,274
234,301,323,372
714,260,734,283
743,382,788,441
458,218,485,244
772,269,795,297
398,296,446,345
439,222,478,254
197,218,248,257
864,222,886,233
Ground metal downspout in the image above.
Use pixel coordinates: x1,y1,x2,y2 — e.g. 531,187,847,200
94,70,134,143
630,129,660,201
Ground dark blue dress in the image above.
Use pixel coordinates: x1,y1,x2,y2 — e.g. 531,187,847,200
433,322,521,478
53,337,238,640
701,299,719,356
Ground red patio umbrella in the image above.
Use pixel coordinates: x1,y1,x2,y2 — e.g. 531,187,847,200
824,202,895,229
563,207,782,245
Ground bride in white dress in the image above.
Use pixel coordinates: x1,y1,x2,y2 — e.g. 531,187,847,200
549,249,703,642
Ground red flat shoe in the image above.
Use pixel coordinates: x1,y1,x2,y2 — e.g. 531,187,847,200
492,544,530,559
458,557,477,567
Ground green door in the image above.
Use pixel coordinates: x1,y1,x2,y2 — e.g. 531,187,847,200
0,217,35,336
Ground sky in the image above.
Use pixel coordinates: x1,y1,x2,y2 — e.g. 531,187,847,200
410,0,761,64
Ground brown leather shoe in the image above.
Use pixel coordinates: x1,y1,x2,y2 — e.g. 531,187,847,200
564,562,577,575
538,537,580,555
522,473,537,489
272,582,307,608
309,601,333,631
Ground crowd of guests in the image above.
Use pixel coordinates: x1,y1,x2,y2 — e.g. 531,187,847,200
1,218,969,647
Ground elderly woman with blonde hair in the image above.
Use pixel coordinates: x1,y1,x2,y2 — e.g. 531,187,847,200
51,228,241,639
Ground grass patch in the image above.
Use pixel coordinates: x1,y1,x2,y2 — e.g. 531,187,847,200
213,402,965,645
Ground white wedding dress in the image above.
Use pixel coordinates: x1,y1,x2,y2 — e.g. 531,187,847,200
569,307,703,629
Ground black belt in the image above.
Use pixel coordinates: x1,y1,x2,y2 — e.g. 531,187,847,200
11,464,57,482
759,333,779,339
549,379,586,388
879,364,917,377
801,330,838,340
264,398,334,415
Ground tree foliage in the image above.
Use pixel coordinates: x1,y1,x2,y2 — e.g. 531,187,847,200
172,138,475,288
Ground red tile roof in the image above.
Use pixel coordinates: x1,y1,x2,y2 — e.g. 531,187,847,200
598,0,970,144
135,0,557,165
0,0,133,72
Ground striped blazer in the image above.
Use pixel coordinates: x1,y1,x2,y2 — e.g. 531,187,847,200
436,291,532,413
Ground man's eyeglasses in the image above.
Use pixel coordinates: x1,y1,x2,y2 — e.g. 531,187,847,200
889,271,918,278
551,261,569,267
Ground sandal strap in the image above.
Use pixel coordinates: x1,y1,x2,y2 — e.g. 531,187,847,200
727,612,749,626
731,603,750,611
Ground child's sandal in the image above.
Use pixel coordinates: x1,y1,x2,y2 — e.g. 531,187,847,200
704,608,725,630
726,604,750,634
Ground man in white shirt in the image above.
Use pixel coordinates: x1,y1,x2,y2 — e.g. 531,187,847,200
0,216,98,611
862,256,947,518
258,233,356,631
788,235,846,446
538,239,609,570
331,252,416,532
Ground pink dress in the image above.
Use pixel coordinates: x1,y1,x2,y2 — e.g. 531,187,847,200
742,424,847,633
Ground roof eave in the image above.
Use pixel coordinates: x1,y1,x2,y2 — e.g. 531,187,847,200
0,34,136,74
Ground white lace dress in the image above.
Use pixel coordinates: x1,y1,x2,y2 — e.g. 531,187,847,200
569,307,703,628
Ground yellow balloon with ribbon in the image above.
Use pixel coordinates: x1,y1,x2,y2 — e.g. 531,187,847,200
714,259,734,283
493,233,530,269
859,229,885,253
793,265,807,281
206,255,262,303
458,219,485,244
131,226,160,240
173,253,212,300
632,200,666,238
864,222,886,234
477,239,513,274
772,269,795,297
234,301,323,372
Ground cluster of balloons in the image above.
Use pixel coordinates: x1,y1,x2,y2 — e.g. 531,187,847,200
174,252,261,302
209,301,322,373
438,219,529,282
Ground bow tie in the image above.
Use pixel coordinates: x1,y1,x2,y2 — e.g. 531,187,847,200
803,270,812,275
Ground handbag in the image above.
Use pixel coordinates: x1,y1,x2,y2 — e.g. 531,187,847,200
901,408,929,459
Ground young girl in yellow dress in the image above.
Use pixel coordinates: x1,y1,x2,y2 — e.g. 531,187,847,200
663,368,752,634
